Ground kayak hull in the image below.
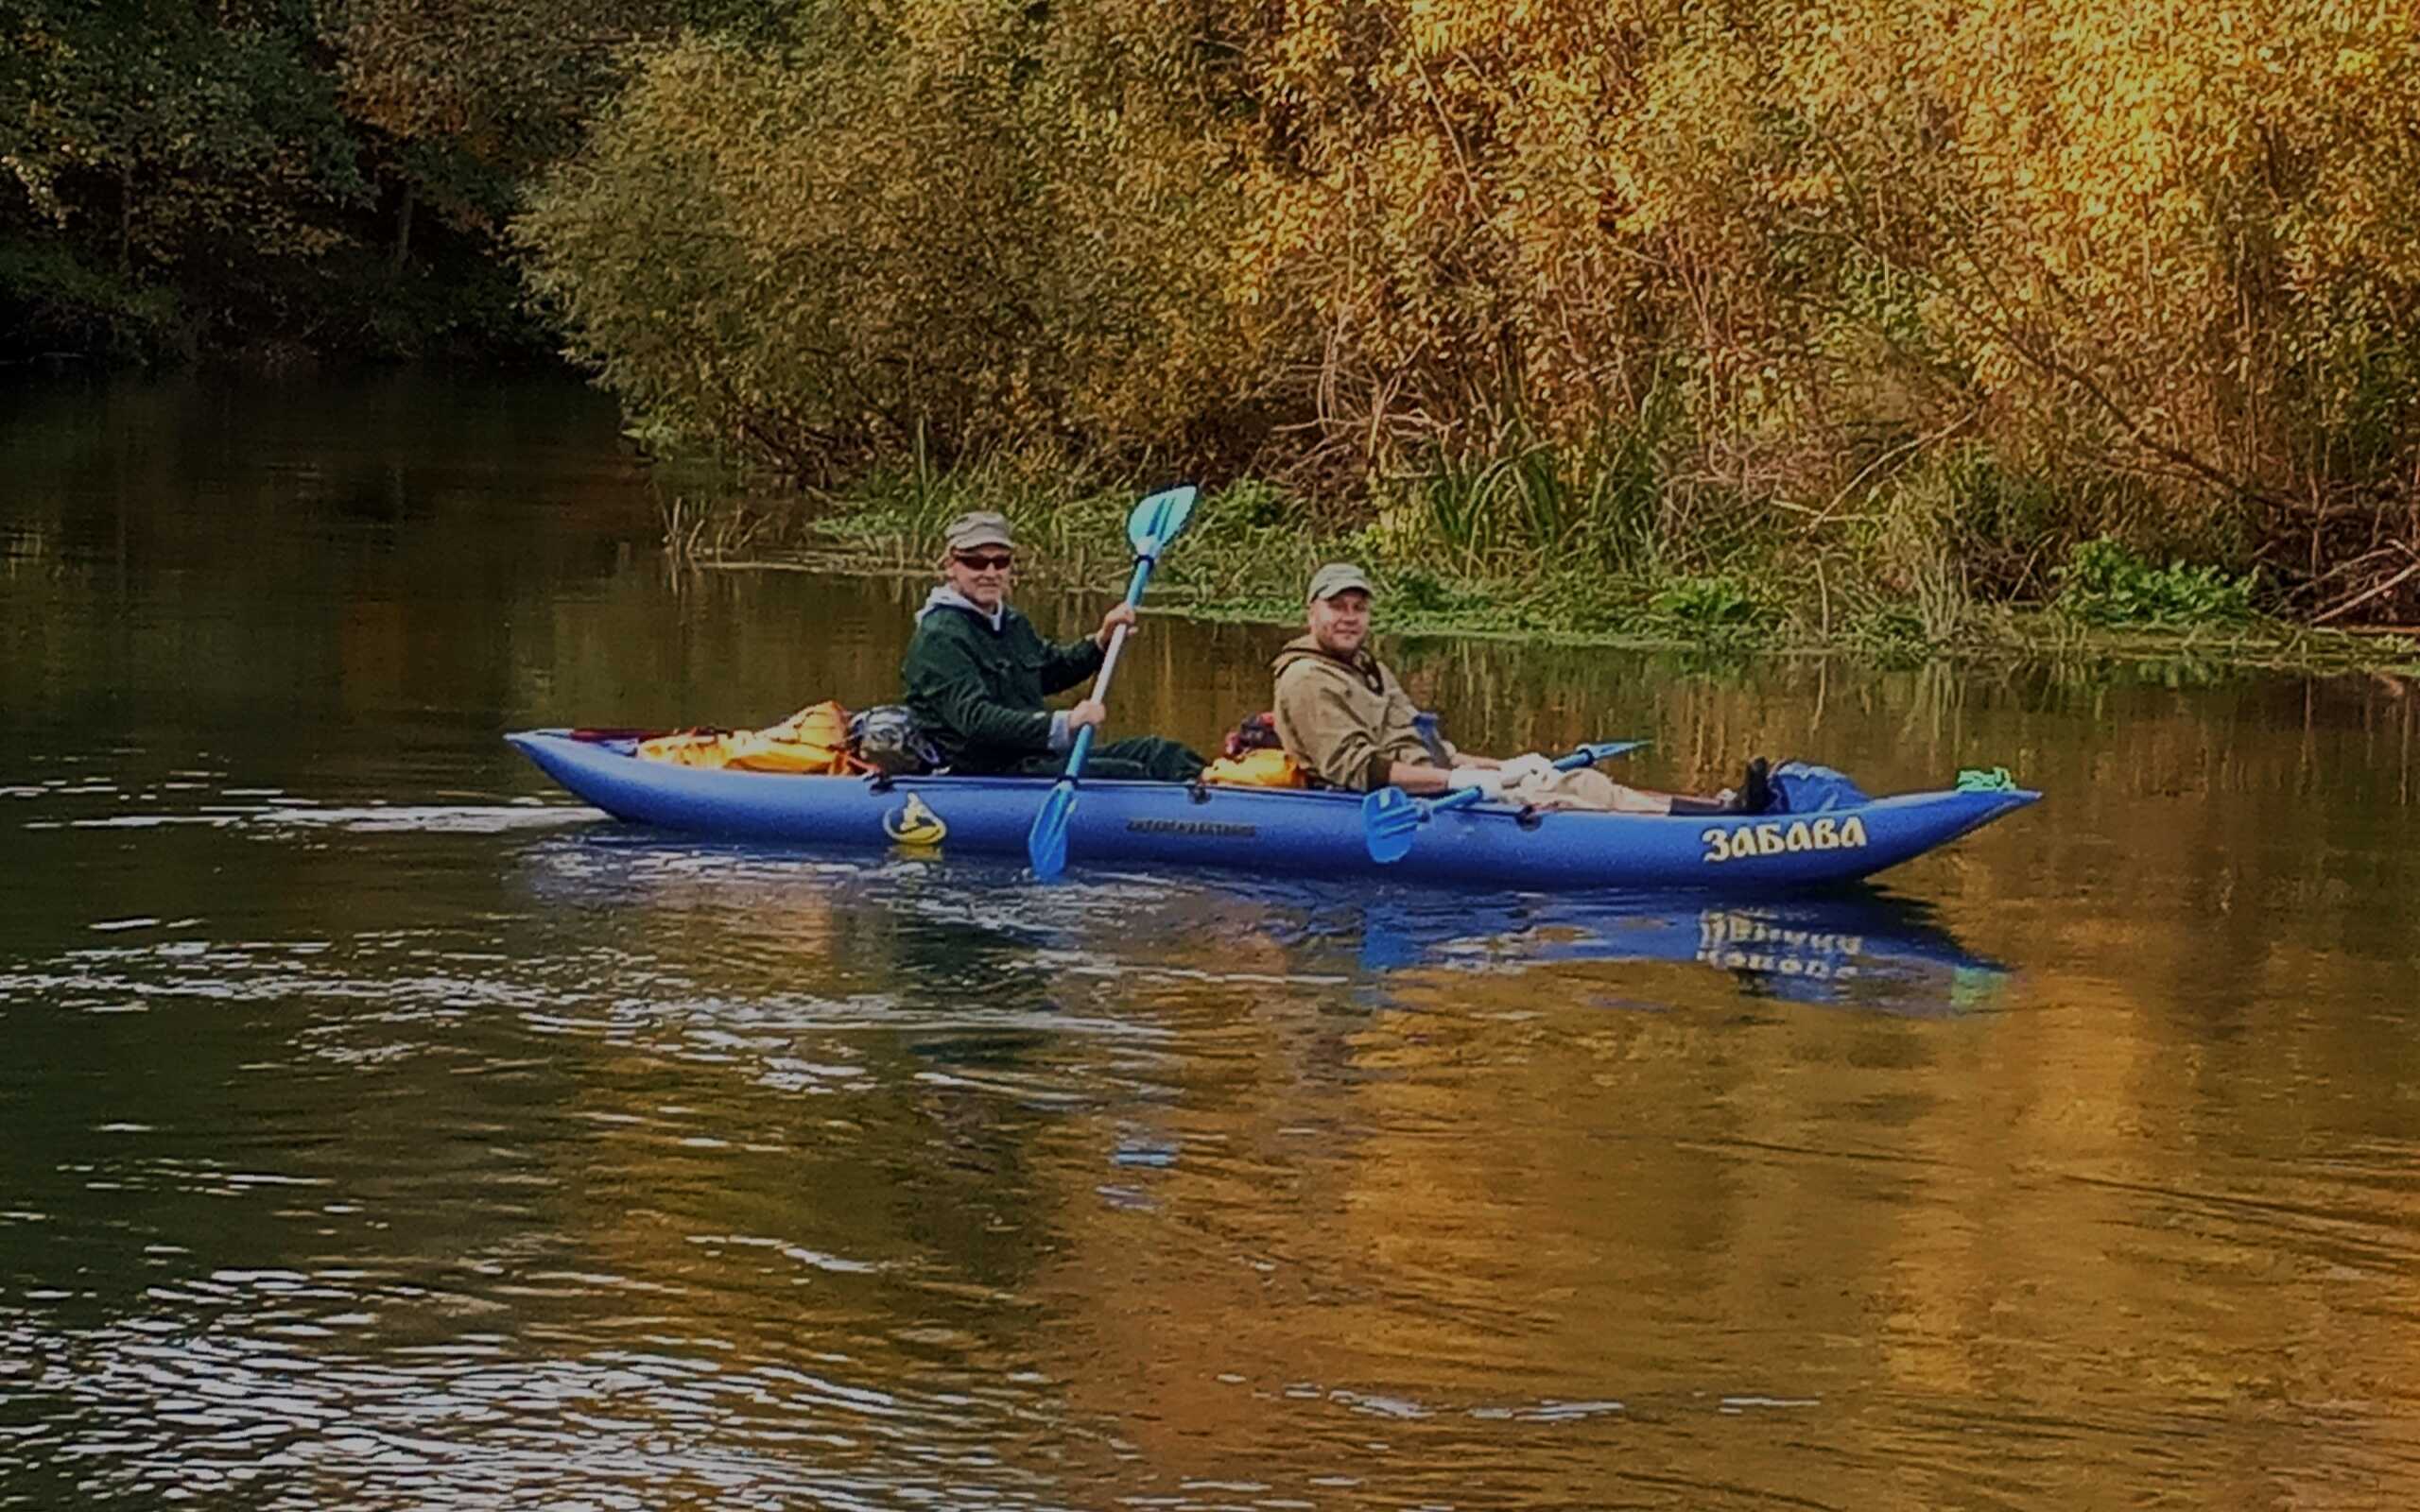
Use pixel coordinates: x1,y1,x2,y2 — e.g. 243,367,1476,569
507,731,2036,891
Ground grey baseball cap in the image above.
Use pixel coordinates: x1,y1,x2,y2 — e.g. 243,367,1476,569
1306,561,1375,603
943,510,1014,552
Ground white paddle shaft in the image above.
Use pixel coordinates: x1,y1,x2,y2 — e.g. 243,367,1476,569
1092,622,1132,701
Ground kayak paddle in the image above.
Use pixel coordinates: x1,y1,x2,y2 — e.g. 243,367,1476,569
1026,485,1200,881
1360,741,1644,864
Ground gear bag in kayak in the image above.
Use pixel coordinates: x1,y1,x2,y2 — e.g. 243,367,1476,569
849,704,943,777
636,700,861,775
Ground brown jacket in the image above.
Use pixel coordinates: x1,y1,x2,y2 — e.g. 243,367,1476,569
1270,635,1450,792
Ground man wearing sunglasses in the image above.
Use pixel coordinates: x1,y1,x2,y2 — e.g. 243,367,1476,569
902,511,1206,782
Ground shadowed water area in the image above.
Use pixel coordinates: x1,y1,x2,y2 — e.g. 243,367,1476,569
4,369,2418,1510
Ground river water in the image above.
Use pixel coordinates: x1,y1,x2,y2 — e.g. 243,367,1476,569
4,369,2417,1510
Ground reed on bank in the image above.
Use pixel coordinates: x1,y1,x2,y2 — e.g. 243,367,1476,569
664,461,2420,679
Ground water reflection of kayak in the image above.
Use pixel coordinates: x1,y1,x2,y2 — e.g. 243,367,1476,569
1298,885,2014,1011
508,730,2037,893
515,834,2009,1014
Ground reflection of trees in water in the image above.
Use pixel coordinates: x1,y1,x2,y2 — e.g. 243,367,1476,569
494,820,2420,1498
871,876,1070,1293
527,838,1075,1292
1022,885,2420,1508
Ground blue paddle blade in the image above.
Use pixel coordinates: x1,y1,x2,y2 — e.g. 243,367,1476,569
1126,485,1198,559
1027,780,1080,881
1362,786,1423,865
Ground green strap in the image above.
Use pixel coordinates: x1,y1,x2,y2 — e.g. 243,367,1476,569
1955,765,2017,792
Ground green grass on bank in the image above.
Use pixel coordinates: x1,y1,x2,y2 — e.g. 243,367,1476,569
664,466,2420,679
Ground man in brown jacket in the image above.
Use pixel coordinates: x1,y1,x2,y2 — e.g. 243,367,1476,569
1270,562,1774,814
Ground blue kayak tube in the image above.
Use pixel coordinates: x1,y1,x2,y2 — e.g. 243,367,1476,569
506,731,2039,892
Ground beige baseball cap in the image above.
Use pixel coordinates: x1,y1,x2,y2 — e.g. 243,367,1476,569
1306,561,1375,603
943,510,1014,553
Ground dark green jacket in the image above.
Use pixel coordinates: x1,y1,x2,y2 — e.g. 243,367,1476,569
902,596,1106,771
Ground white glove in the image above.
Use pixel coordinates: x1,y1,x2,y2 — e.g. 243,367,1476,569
1444,767,1505,799
1497,752,1557,786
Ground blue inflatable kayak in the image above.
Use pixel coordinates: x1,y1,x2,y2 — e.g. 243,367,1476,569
508,730,2037,891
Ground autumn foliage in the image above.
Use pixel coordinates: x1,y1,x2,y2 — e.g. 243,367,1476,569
512,0,2420,615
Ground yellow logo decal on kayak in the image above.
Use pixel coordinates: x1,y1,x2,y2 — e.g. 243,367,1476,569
1700,816,1866,865
884,793,947,848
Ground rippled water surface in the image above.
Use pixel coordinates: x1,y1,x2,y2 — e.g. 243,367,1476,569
6,371,2419,1509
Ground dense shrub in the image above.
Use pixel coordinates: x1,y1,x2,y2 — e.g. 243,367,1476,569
2052,539,2259,628
510,0,2420,618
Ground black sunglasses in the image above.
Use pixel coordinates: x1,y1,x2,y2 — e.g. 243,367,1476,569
952,551,1014,570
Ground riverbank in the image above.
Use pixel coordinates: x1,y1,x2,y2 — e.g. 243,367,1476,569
664,475,2420,681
